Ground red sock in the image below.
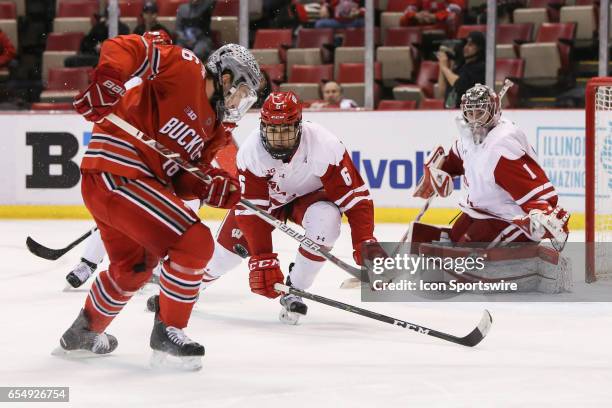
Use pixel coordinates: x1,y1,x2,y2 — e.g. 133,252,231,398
158,261,202,329
84,270,133,333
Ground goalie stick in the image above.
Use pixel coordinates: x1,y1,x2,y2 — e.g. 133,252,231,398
274,283,493,347
26,227,98,261
104,113,366,282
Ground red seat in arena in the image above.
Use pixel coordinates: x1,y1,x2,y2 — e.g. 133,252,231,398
260,64,286,90
119,0,144,17
296,28,334,49
253,29,293,62
254,29,293,49
419,98,445,109
46,67,91,91
336,62,382,83
378,100,417,110
289,64,333,83
342,27,381,46
0,1,16,18
157,0,184,16
498,23,534,44
46,32,85,52
386,0,414,12
456,24,486,39
384,27,422,46
535,22,576,71
57,0,99,17
213,0,239,16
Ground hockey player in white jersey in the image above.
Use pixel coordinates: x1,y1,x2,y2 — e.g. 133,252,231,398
149,91,383,323
411,83,571,292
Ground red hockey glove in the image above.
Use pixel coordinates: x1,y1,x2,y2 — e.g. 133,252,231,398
73,66,126,122
413,145,453,199
512,205,570,251
353,238,387,266
191,166,240,209
248,253,284,298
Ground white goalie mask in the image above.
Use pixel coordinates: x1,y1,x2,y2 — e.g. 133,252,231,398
460,84,501,144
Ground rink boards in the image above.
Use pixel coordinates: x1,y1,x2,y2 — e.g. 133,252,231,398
0,109,587,228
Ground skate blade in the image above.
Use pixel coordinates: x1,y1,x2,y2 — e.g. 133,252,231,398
150,350,203,371
279,309,300,325
340,277,361,289
51,346,110,359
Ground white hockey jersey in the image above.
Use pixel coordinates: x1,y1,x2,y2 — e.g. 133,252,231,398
234,121,375,255
443,117,558,222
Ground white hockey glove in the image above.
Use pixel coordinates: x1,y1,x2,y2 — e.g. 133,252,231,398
512,206,570,251
413,145,453,199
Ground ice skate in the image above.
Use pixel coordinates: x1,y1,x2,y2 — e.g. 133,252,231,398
65,258,97,289
149,296,204,371
279,276,307,325
54,310,117,357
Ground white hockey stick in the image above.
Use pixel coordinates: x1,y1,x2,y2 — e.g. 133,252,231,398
105,113,366,281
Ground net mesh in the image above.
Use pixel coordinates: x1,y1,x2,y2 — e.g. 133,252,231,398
594,86,612,279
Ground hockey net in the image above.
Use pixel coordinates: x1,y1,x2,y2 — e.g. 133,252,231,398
586,78,612,282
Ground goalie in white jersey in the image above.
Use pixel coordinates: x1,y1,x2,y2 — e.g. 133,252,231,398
196,91,382,323
412,83,571,292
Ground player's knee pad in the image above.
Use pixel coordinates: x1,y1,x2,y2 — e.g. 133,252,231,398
167,222,214,271
302,201,342,247
204,240,243,278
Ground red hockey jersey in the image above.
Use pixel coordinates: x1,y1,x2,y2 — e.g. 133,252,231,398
81,34,230,185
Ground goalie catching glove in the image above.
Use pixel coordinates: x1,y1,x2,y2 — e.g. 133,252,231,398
512,205,570,251
413,145,454,199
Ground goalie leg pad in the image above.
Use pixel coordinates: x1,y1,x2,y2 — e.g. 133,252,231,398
408,222,451,254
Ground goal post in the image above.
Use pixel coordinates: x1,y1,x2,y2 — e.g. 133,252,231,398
585,77,612,282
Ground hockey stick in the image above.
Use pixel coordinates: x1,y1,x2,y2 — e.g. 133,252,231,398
274,283,493,347
393,196,433,255
105,114,365,282
26,227,98,261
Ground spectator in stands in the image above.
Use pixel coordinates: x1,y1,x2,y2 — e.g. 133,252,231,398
175,0,215,60
399,1,463,36
309,81,358,109
314,0,365,29
133,1,171,38
66,9,130,67
0,28,16,69
437,31,485,109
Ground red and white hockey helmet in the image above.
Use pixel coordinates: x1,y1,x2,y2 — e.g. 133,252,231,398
460,83,501,144
260,91,303,160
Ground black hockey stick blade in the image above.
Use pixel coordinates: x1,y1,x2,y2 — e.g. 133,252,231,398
26,228,96,261
275,284,493,348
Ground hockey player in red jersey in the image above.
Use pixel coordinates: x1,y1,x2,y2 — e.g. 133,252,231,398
411,83,571,292
195,91,380,323
58,32,261,367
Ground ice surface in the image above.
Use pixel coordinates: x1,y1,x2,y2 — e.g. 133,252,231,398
1,220,611,408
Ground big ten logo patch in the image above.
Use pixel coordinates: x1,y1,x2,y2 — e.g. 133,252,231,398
231,228,243,239
26,132,80,188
